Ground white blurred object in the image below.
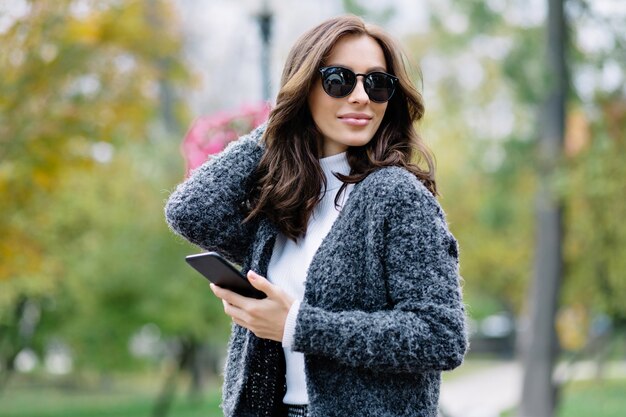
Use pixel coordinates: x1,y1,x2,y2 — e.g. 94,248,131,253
129,323,163,358
44,342,73,375
14,348,38,373
481,313,514,338
91,141,114,164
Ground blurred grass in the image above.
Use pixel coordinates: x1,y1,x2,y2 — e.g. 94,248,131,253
501,378,626,417
2,374,625,417
0,382,222,417
556,379,626,417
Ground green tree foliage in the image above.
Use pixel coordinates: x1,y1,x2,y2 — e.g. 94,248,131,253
0,0,187,306
563,101,626,326
403,1,541,316
405,0,626,336
35,139,230,371
559,1,626,332
0,0,199,378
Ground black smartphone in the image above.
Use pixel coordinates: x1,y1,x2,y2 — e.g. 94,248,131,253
185,252,266,299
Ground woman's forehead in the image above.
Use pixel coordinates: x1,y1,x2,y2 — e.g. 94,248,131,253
326,34,387,71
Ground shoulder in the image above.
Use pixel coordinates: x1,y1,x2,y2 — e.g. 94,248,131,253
362,169,455,259
362,166,437,208
356,166,448,228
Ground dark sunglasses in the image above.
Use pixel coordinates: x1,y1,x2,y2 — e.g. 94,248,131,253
318,66,399,103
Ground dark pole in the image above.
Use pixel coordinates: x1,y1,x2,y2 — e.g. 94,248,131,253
146,0,181,136
257,6,273,102
518,0,568,416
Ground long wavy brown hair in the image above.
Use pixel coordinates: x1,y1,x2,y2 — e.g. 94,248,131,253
244,15,436,241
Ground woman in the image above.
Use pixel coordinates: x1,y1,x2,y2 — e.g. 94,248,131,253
165,15,467,417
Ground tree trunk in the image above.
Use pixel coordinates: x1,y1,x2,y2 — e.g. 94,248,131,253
151,337,194,417
518,0,568,417
0,297,29,395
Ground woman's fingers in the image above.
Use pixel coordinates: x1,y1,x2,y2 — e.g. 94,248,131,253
209,273,295,341
211,284,258,323
210,283,247,308
221,299,248,323
246,270,275,297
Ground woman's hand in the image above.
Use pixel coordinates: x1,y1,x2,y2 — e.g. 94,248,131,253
209,270,295,342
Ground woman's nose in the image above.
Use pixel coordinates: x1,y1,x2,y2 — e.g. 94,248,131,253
348,76,370,103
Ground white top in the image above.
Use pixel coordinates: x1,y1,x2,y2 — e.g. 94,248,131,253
266,151,353,405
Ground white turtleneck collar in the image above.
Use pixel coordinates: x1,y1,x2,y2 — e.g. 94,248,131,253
270,151,355,405
319,151,351,192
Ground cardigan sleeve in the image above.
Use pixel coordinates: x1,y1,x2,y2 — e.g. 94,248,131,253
291,179,468,373
164,124,265,265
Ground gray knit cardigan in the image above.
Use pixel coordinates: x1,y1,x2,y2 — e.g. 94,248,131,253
164,124,468,417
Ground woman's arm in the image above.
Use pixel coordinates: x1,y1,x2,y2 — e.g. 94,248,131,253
164,125,265,264
291,178,468,374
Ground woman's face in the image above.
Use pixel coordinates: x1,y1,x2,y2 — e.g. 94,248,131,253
308,34,389,157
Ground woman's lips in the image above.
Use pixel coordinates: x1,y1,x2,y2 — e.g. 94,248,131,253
338,114,372,126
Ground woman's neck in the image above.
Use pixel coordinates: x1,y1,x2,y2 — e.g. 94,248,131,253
319,151,350,192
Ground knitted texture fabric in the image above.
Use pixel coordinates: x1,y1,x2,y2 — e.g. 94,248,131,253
287,404,309,417
164,124,468,417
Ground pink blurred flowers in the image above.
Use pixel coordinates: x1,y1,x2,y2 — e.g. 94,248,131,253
181,102,271,176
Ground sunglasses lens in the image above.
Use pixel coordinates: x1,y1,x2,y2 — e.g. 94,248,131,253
365,73,396,103
320,67,397,102
321,67,355,98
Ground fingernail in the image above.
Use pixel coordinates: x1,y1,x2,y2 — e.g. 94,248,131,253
248,270,256,280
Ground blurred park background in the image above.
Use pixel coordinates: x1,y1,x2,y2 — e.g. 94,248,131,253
1,0,625,416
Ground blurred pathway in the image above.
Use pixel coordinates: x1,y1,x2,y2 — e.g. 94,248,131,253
440,360,521,417
439,359,626,417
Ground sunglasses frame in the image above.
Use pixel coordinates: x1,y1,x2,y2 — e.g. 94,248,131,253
318,66,399,103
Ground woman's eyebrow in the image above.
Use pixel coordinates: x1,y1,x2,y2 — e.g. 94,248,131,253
327,64,388,73
367,66,388,72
